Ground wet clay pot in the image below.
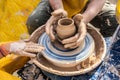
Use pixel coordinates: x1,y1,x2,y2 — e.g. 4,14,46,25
56,18,76,40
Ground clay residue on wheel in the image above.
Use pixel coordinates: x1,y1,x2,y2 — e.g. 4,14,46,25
31,23,106,76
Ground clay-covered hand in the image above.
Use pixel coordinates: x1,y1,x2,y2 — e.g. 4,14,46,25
10,41,44,57
45,9,67,42
61,14,87,49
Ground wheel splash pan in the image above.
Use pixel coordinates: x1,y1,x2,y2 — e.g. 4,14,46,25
29,24,106,76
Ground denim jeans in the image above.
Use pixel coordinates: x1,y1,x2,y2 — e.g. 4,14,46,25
26,0,53,34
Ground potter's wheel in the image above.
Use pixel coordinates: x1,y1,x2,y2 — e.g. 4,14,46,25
31,24,106,76
38,32,95,67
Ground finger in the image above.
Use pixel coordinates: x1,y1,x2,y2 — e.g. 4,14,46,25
45,16,54,35
64,42,77,48
77,34,86,46
51,9,62,16
51,9,67,17
18,51,36,57
61,33,79,44
73,14,83,21
45,20,51,35
23,39,30,42
26,41,34,45
78,21,86,33
73,36,85,49
26,42,43,47
46,16,60,35
73,14,83,25
29,25,45,43
73,23,86,48
49,25,55,42
63,35,83,49
69,45,78,49
69,38,85,49
77,22,87,42
25,46,44,52
26,44,44,48
24,46,45,53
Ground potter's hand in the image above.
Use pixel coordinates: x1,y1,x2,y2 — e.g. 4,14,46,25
45,9,67,42
61,14,87,49
10,41,44,57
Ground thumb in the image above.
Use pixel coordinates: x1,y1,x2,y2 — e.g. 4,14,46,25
73,14,83,24
16,50,36,57
51,9,67,17
49,25,56,42
24,44,45,53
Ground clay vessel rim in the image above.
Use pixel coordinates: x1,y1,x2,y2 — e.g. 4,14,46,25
58,18,74,27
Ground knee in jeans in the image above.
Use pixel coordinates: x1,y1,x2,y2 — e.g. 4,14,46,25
26,14,36,28
26,13,41,34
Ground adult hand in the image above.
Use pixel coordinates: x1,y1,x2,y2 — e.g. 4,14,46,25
10,41,44,57
45,9,67,42
61,14,87,49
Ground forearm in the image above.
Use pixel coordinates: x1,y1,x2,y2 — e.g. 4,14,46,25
49,0,64,10
82,0,106,24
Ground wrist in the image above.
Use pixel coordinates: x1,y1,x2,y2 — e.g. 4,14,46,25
0,43,11,58
81,12,96,24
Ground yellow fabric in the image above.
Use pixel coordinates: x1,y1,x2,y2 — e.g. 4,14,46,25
0,54,29,80
0,54,29,74
0,0,40,43
0,0,40,79
62,0,88,17
116,0,120,24
0,70,20,80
